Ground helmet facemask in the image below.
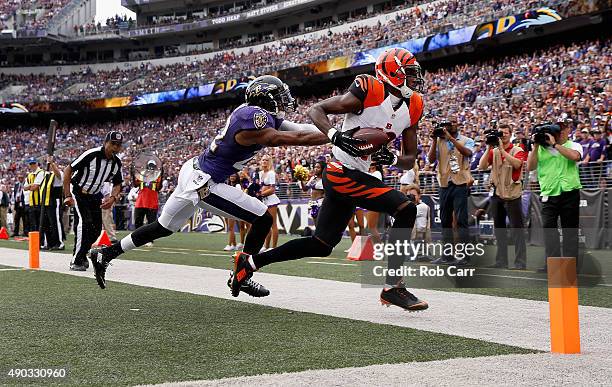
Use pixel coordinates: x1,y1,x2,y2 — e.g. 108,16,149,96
376,51,425,98
388,57,425,98
246,79,297,119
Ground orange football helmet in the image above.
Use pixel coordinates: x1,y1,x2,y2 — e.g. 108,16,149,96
375,48,424,98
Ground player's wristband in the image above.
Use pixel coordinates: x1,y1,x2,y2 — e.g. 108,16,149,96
327,128,338,141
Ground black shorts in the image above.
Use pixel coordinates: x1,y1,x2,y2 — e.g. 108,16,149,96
314,161,409,246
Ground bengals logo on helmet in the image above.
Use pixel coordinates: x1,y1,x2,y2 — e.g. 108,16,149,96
375,48,424,98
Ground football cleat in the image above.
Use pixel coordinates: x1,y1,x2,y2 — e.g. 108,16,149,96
87,247,112,289
231,252,255,297
380,286,428,311
227,272,270,297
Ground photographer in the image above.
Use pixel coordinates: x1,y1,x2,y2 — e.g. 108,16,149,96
478,122,527,270
527,120,582,272
428,117,474,265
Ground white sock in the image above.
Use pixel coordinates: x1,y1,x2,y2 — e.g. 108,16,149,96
120,235,136,252
248,256,257,270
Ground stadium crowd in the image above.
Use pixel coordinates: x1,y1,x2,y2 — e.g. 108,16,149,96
1,39,610,202
1,0,594,103
0,0,71,31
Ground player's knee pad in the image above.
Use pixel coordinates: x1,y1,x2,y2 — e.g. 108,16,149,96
132,220,173,246
392,202,417,229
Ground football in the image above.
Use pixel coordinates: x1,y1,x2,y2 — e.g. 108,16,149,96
351,127,392,155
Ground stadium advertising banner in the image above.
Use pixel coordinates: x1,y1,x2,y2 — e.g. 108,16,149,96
26,76,255,112
20,8,561,113
125,0,317,38
280,7,561,80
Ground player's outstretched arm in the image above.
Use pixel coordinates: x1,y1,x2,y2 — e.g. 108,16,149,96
235,127,329,147
307,92,362,135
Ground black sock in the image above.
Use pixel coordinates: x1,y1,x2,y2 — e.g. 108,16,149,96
243,212,272,255
253,236,332,269
385,204,416,286
104,220,173,261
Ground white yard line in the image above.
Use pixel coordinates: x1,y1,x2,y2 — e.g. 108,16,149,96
307,261,356,266
0,247,610,355
139,352,612,387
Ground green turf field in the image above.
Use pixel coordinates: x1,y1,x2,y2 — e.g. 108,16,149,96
0,269,536,386
0,232,610,308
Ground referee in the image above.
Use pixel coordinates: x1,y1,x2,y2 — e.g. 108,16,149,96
63,131,124,271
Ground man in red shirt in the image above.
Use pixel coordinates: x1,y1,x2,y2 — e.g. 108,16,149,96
134,160,163,235
479,121,527,270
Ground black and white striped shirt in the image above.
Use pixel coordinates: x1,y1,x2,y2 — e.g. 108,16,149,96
70,147,123,195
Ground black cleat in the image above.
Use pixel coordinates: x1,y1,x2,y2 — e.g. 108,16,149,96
227,273,270,297
87,248,111,289
231,252,255,297
380,287,429,311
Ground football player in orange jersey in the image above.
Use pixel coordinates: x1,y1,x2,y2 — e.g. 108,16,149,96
231,48,428,311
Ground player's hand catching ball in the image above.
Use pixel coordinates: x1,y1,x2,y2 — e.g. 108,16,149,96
328,127,367,157
371,146,397,166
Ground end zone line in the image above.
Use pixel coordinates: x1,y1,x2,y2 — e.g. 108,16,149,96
308,261,356,266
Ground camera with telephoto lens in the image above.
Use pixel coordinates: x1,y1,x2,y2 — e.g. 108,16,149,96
484,129,503,147
432,121,452,138
484,120,503,147
532,122,561,147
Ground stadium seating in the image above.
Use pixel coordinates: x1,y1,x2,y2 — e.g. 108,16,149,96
1,39,609,198
0,0,72,31
0,0,590,103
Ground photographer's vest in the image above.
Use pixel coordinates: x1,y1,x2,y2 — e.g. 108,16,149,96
537,142,582,196
437,136,472,188
490,145,523,200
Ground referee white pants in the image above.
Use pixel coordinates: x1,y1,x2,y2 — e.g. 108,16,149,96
158,158,267,231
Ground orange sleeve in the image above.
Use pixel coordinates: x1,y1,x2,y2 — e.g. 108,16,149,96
408,93,424,126
348,75,385,109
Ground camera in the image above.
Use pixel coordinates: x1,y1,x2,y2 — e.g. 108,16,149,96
431,121,452,138
532,123,561,147
484,129,503,147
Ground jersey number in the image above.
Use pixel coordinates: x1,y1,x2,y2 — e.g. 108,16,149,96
209,116,231,153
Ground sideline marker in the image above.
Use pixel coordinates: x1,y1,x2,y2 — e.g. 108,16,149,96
28,231,40,269
92,230,112,247
347,236,374,261
547,256,581,354
0,227,9,239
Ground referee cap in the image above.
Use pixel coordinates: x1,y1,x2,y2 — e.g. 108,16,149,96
105,131,123,144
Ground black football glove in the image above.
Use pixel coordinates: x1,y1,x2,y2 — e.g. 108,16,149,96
371,146,398,166
328,127,368,157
